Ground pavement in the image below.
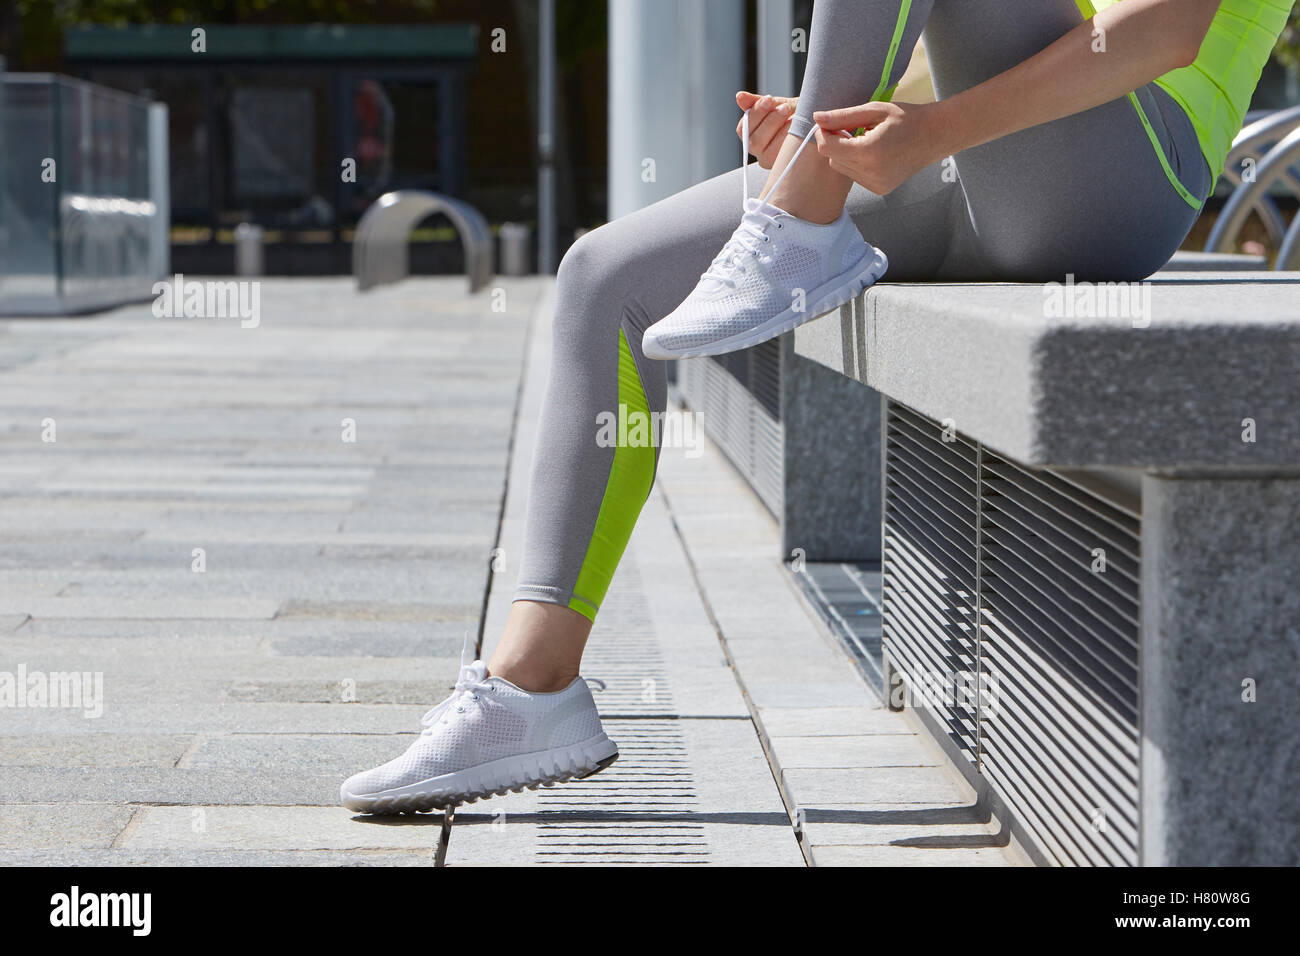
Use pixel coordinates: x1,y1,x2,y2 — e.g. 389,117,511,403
0,276,1024,866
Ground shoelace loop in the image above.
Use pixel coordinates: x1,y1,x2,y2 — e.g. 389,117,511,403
419,632,494,733
702,217,777,287
703,111,821,289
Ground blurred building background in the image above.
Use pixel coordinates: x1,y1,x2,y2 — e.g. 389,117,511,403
1,0,631,275
0,0,1296,278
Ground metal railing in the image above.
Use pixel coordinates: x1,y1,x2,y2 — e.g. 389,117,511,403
1205,105,1300,270
353,190,493,293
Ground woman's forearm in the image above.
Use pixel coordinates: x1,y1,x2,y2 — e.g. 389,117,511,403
928,0,1219,161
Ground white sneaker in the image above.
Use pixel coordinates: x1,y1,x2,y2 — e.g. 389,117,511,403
340,659,618,814
643,120,887,360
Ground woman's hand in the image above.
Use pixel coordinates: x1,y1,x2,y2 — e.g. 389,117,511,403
812,101,942,196
808,0,1219,193
736,91,798,169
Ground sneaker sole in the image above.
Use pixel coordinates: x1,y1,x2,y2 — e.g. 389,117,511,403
645,244,888,360
340,732,619,815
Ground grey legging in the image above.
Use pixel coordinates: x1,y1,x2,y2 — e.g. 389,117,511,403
513,0,1210,622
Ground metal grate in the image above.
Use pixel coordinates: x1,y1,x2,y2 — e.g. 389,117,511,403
532,558,709,865
882,400,1141,866
534,719,707,865
883,403,981,765
791,561,885,694
676,341,783,516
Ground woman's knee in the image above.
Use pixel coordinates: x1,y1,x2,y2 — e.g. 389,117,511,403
551,226,645,354
556,226,635,304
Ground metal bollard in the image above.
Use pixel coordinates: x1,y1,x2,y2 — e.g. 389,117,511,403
234,223,264,276
498,222,532,276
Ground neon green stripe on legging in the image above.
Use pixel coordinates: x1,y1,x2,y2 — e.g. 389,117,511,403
1072,0,1202,210
1123,92,1202,210
871,0,913,102
567,327,656,622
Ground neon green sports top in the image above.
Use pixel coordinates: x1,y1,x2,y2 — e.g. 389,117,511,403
1078,0,1292,207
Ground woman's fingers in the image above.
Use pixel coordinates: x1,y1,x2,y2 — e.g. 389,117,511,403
736,92,799,166
735,92,779,132
735,93,777,144
735,94,794,166
750,102,793,154
750,94,780,127
813,102,890,134
813,100,929,197
737,91,797,113
815,126,854,160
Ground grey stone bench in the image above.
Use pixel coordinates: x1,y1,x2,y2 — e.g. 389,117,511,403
789,265,1300,866
676,251,1273,563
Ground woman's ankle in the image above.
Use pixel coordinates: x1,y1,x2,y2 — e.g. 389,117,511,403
486,657,579,694
487,600,592,693
761,133,852,224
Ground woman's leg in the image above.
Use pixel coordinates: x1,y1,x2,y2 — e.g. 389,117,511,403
764,0,1206,277
498,175,735,689
498,159,972,690
921,0,1210,279
497,0,978,688
642,0,949,362
495,0,1210,689
766,0,934,223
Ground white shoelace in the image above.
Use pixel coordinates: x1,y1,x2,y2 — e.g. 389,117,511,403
702,111,821,289
420,632,493,733
741,109,820,209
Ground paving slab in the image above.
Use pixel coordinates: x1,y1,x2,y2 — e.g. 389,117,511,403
0,849,434,866
0,805,135,850
782,766,969,806
758,706,907,736
0,701,449,736
798,802,1009,853
0,277,537,858
769,734,933,768
0,735,193,769
812,844,1013,866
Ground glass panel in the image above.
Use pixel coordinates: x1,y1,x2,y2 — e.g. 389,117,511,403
81,67,209,223
1,77,59,305
0,74,155,314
